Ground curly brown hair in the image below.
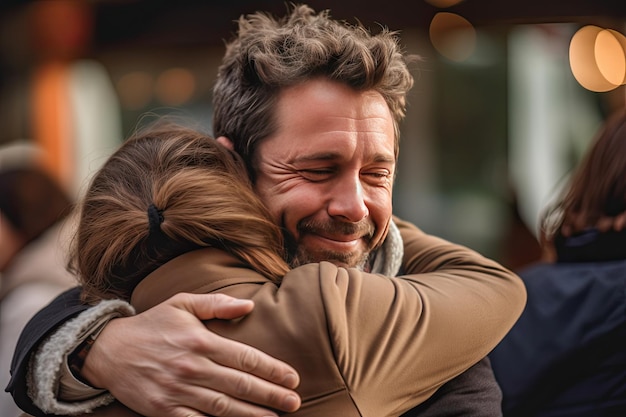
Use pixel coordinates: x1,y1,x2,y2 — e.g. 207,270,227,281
212,4,417,180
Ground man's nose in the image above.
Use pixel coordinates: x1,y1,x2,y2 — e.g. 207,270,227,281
327,176,369,222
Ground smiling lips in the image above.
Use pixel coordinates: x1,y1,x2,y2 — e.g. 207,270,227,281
294,218,376,261
316,231,365,245
302,230,369,255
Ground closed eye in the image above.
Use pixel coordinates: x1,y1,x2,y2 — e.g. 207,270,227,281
362,170,393,185
299,169,336,181
366,172,389,178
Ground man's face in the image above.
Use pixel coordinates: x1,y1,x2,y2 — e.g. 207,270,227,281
253,78,396,269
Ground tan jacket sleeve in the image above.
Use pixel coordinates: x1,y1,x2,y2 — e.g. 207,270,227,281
126,219,526,416
312,217,526,415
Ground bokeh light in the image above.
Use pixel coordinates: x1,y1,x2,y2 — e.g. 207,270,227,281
155,68,196,106
596,29,626,85
569,25,626,92
429,12,476,62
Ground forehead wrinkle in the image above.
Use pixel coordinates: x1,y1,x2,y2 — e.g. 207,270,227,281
324,114,391,127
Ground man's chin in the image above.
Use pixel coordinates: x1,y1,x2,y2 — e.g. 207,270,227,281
289,247,369,270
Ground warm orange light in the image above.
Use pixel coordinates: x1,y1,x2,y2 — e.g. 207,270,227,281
155,68,196,106
595,29,626,86
569,25,619,92
429,12,476,62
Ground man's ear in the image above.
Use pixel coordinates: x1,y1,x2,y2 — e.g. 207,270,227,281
216,136,234,150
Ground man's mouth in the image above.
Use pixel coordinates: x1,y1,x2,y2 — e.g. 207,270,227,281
300,232,363,252
314,231,365,243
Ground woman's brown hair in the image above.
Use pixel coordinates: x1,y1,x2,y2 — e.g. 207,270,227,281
71,121,289,304
540,110,626,246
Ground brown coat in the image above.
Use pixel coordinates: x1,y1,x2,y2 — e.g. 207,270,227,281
77,219,526,417
131,219,525,416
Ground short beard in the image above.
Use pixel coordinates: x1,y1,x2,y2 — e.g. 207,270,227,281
282,219,374,270
288,245,370,270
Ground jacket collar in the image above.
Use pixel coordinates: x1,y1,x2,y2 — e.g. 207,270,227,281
555,228,626,263
130,248,267,313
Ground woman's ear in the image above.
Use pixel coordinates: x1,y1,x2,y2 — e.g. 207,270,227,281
216,136,234,150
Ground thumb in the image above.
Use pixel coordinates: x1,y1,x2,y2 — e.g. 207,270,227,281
175,292,255,321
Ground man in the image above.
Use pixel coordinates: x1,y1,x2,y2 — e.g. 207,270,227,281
7,5,516,417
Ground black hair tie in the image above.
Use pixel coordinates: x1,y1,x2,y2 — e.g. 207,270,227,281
147,203,164,235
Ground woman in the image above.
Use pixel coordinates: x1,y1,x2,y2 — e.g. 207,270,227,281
490,110,626,417
62,121,524,416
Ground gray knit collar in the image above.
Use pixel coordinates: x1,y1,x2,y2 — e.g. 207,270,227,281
368,219,403,277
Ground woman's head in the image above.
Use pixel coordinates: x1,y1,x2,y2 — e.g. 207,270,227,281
541,110,626,246
72,121,289,303
212,4,416,178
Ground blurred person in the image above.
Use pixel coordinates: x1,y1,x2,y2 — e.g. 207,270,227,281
38,121,524,416
0,143,77,417
27,0,122,194
8,5,524,417
489,109,626,416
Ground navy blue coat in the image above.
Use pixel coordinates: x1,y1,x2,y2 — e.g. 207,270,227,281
490,255,626,416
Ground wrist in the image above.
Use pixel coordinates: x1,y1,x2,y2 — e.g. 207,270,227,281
79,318,121,388
30,299,134,414
68,318,110,387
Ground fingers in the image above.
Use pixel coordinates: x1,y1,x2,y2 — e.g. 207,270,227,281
183,349,301,413
205,332,300,389
163,330,301,413
170,293,300,390
170,384,298,417
159,294,302,414
83,293,301,417
178,293,255,320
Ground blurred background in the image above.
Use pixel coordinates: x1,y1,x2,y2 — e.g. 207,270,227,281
1,0,625,270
